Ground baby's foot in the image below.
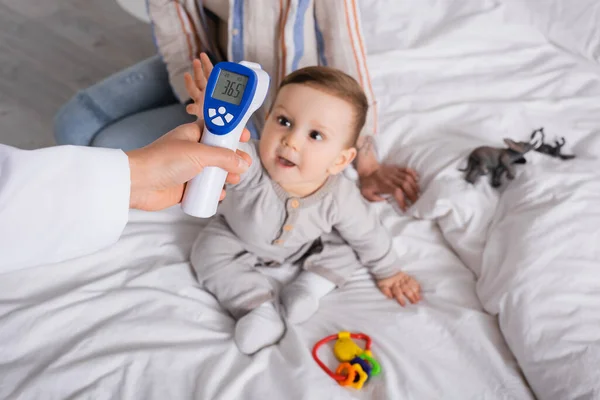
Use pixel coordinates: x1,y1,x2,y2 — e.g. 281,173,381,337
281,271,336,324
234,302,285,355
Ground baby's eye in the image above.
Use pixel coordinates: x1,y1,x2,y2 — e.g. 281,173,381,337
309,131,323,141
277,116,291,127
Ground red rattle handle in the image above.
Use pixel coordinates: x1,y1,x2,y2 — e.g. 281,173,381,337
312,332,372,382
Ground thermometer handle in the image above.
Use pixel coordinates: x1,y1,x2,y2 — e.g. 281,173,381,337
180,123,245,218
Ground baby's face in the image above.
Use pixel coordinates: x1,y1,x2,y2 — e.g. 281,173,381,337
258,84,357,197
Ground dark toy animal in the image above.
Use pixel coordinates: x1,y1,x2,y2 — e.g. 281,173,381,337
460,138,535,187
530,128,575,160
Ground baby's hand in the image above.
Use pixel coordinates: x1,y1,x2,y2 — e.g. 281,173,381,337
377,271,421,307
183,52,214,119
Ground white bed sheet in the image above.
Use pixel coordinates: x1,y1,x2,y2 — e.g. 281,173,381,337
2,0,600,399
361,0,600,398
0,206,532,399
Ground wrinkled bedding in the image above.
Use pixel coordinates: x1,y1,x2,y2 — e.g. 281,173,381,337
362,0,600,398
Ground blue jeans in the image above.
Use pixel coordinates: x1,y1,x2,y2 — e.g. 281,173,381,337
55,55,261,151
54,56,196,151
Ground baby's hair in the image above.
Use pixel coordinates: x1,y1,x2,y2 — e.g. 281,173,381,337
278,66,368,147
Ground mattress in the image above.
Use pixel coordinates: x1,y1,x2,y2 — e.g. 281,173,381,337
2,1,599,399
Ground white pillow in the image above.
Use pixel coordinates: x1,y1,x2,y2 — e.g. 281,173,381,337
500,0,600,63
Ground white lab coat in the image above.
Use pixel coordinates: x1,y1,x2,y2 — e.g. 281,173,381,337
0,144,130,273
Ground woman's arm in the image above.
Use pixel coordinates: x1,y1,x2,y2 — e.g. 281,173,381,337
354,135,380,177
354,135,421,212
147,0,223,103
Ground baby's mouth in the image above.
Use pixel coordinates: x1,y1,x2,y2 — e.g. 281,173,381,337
276,155,296,168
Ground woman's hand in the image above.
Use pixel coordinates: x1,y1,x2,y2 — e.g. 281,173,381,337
359,165,420,212
126,122,251,211
354,136,420,211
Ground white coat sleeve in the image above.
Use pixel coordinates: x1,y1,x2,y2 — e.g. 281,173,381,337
0,144,131,273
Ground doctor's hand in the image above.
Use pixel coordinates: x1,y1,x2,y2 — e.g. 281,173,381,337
126,122,251,211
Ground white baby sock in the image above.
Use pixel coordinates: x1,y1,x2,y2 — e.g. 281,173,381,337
234,302,286,355
281,271,336,324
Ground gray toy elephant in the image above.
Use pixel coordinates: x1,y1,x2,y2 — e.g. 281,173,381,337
460,139,535,187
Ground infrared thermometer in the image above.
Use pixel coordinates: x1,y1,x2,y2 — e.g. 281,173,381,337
181,61,270,218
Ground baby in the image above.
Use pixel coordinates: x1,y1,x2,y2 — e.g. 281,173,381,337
186,54,421,355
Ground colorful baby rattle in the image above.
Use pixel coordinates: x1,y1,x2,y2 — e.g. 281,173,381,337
312,331,381,390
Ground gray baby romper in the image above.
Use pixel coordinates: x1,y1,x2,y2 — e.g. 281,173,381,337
190,140,400,319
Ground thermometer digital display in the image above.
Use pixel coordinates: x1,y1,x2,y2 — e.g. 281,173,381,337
212,70,249,106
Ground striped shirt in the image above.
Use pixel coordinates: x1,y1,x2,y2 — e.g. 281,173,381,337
147,0,377,139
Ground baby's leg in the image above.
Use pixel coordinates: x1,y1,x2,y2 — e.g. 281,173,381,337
281,232,358,324
191,217,285,354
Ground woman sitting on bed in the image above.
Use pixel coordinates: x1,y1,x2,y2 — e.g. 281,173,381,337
53,0,420,212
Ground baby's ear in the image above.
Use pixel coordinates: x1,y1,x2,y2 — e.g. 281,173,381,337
328,147,357,175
